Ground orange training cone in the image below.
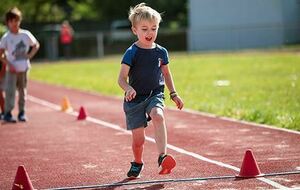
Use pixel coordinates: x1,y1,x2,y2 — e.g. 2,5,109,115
77,106,87,120
61,96,73,112
236,149,263,178
11,165,35,190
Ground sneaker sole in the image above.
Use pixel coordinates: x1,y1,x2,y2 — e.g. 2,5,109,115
127,175,141,180
4,120,17,123
159,155,176,175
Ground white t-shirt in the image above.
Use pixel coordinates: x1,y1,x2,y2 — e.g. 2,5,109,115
0,29,38,72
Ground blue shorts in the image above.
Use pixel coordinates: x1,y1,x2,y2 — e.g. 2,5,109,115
123,92,165,130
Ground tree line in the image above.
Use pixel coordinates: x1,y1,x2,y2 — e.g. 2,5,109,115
0,0,187,28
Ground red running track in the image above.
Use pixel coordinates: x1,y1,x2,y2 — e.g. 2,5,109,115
0,80,299,189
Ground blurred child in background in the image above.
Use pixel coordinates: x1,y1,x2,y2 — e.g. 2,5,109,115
60,20,74,59
0,7,39,123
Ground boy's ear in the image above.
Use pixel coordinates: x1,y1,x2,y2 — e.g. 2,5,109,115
131,26,137,35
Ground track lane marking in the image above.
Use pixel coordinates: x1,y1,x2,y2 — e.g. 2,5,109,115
28,95,291,189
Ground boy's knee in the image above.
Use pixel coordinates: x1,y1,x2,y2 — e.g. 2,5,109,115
150,108,164,123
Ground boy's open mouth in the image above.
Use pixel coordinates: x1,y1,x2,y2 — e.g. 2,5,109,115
145,37,152,41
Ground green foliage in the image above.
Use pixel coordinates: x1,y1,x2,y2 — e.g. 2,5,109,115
0,0,187,27
92,0,187,26
0,0,70,22
29,51,300,131
0,23,6,36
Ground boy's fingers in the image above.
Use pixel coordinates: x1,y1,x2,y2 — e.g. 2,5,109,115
179,103,183,110
127,94,132,101
125,91,136,102
129,91,135,99
132,91,136,99
125,94,131,101
177,102,182,110
175,98,183,110
180,101,184,109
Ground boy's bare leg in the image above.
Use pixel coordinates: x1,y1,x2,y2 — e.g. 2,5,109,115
131,127,145,164
150,107,176,174
149,107,167,155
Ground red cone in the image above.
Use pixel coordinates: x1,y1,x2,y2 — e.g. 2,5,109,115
236,149,263,178
12,165,35,190
77,106,87,120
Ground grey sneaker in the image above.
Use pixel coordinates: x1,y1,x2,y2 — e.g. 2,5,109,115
4,112,17,123
18,111,27,122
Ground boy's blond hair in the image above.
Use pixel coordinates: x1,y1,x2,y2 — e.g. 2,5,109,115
5,7,22,23
128,3,162,26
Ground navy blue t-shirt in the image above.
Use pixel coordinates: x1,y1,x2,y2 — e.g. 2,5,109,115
121,43,169,96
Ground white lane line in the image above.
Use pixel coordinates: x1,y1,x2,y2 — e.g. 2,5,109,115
27,95,290,190
30,80,300,135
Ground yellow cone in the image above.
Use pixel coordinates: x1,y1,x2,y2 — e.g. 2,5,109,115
61,96,73,112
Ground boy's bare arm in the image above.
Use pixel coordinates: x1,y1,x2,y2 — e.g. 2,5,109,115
0,49,7,64
0,49,7,77
27,42,40,59
161,64,176,93
161,64,184,109
118,64,136,101
0,48,17,73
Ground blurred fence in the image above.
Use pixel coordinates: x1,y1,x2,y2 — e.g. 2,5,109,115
34,29,187,60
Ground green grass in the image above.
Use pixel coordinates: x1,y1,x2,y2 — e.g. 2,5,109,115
30,51,300,131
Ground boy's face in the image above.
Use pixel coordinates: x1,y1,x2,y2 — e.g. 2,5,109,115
7,18,21,33
132,19,159,48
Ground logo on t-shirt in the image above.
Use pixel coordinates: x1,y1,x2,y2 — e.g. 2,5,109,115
158,58,162,67
12,40,27,61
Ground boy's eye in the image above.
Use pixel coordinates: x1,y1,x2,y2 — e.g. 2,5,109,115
152,28,157,31
142,29,147,31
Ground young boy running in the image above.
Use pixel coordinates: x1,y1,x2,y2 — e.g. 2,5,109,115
0,7,39,122
118,3,184,178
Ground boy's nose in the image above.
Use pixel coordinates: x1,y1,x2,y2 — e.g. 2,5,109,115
147,30,153,35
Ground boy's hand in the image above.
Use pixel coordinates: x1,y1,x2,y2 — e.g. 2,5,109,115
26,54,31,60
0,62,5,78
26,52,34,60
172,95,184,110
125,87,136,102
